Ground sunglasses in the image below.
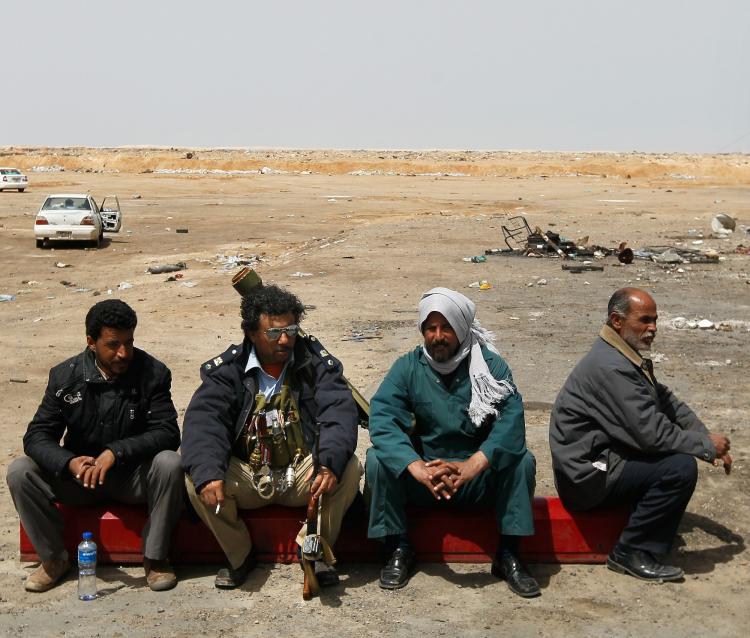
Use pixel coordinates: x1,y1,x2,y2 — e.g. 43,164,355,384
264,324,299,340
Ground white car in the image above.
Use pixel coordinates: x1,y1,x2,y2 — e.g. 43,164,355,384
0,167,28,192
34,194,122,249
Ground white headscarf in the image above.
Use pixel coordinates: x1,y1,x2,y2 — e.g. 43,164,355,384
418,287,515,427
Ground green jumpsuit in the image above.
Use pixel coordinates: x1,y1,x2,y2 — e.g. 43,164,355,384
366,346,535,539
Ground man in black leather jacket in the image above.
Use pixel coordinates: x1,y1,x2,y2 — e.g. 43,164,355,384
182,284,360,589
7,299,183,593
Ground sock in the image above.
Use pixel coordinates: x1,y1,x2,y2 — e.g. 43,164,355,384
497,534,521,560
384,533,411,554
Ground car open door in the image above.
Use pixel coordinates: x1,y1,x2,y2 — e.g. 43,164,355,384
99,195,122,232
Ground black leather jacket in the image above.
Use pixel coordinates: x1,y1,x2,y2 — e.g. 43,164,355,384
23,347,180,478
181,335,358,491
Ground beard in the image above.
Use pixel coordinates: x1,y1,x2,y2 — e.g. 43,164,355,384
621,327,654,352
426,340,459,362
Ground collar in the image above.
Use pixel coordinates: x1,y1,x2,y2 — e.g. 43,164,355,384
82,348,111,384
599,325,655,385
244,345,294,376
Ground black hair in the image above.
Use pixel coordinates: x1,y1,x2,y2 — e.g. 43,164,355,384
85,299,138,340
240,284,305,333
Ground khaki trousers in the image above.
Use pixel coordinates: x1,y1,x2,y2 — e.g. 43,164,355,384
186,454,362,569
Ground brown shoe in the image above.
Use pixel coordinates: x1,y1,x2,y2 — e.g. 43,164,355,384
25,558,71,592
144,558,177,592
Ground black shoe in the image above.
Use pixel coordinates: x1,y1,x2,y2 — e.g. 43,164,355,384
296,547,339,587
607,545,683,582
491,553,541,598
379,547,416,590
315,563,340,588
215,553,258,589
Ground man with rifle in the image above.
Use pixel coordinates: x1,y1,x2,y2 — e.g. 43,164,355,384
182,280,361,592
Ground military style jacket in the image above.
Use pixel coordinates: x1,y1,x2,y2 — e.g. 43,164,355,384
368,345,528,479
24,347,180,478
181,335,358,492
549,326,715,511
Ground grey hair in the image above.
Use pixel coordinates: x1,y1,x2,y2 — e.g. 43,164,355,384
606,289,631,326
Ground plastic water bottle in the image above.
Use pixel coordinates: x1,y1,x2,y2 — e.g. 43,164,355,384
77,531,98,601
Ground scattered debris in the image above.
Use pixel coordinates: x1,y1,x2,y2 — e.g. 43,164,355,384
180,281,198,288
711,213,735,237
643,246,719,264
55,262,71,268
468,280,493,290
462,255,487,263
563,264,604,273
132,193,142,199
166,274,184,282
9,378,28,383
493,215,617,259
617,244,634,264
0,294,16,302
176,228,189,234
215,254,260,272
651,248,683,264
342,333,383,342
148,262,187,274
501,216,532,250
117,282,133,290
291,272,313,277
695,359,732,368
668,317,750,332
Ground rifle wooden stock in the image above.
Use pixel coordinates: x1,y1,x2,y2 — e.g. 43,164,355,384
302,559,318,600
302,493,320,600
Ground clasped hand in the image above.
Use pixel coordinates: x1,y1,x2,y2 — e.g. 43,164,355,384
407,452,489,500
68,449,116,489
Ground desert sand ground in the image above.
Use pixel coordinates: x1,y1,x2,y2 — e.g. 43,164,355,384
0,148,748,637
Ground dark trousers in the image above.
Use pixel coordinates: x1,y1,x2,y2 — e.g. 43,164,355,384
602,453,698,555
366,447,536,539
6,451,185,562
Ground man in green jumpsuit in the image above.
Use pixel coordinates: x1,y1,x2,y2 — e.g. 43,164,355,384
366,287,539,597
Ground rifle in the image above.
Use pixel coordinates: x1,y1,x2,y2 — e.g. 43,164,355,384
302,493,323,599
301,421,323,600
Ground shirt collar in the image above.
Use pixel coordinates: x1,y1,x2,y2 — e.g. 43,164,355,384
244,346,294,375
599,324,655,385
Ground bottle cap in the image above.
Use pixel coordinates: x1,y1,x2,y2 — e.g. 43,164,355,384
83,531,93,540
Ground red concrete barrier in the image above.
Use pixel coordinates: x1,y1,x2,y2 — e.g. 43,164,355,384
19,496,627,564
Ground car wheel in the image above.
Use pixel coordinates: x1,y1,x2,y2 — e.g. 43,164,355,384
19,188,25,193
35,239,44,249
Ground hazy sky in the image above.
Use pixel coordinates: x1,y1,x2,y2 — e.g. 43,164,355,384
3,1,749,152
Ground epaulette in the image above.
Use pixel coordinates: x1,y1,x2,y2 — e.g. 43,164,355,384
201,343,243,374
302,331,341,370
300,330,370,428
